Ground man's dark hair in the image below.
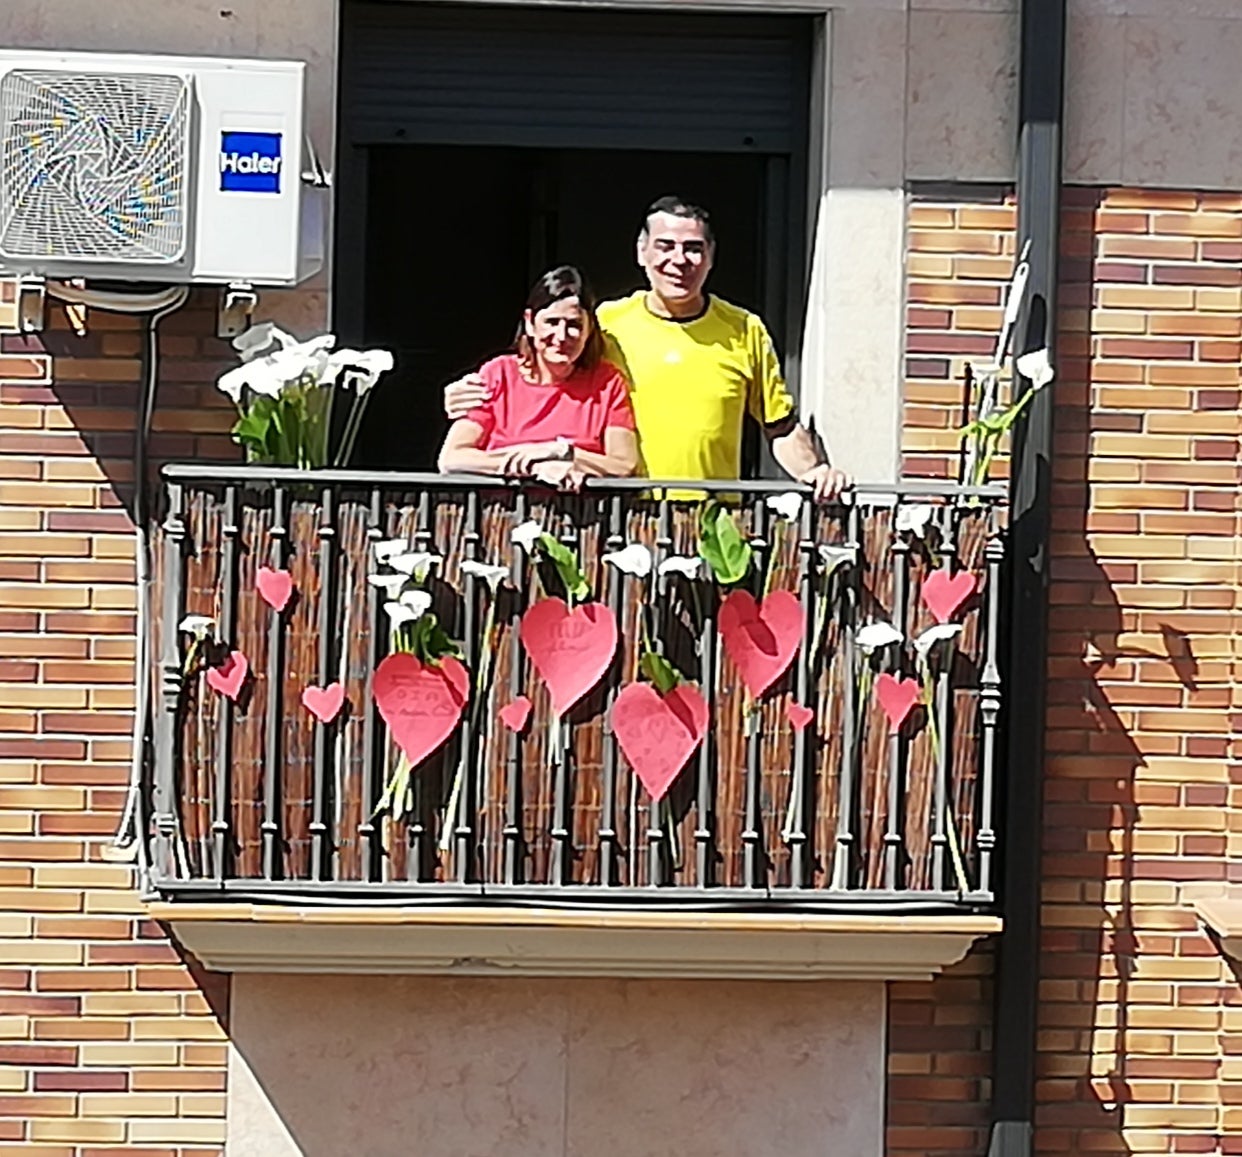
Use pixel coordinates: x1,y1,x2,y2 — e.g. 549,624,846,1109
640,195,715,245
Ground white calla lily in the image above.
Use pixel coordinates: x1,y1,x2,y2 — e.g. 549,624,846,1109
856,621,904,655
511,520,543,553
372,538,409,564
601,544,653,578
658,555,703,580
1015,346,1055,389
460,559,509,591
765,492,803,522
895,503,934,538
324,349,395,395
817,543,857,577
914,622,963,658
178,613,216,640
216,332,338,401
230,321,294,364
366,573,408,598
397,589,434,617
388,551,443,577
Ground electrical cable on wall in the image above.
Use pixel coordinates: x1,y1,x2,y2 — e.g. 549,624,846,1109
42,283,192,871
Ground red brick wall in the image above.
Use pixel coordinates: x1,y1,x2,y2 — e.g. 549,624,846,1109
0,290,234,1154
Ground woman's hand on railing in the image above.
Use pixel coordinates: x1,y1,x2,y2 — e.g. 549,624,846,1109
532,460,588,492
443,373,489,420
501,441,571,476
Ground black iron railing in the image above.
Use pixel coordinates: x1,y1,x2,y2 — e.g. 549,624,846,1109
147,466,1006,913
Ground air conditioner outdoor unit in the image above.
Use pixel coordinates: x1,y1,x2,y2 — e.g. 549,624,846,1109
0,49,325,287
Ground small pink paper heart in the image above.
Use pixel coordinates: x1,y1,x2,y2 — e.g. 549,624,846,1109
876,672,921,733
301,682,345,724
786,702,814,731
499,696,532,733
205,651,249,701
920,569,976,625
256,566,294,612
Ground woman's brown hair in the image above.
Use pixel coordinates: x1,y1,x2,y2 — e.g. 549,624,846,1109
513,265,604,372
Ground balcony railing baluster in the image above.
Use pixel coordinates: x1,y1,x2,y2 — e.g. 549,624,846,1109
151,467,1005,915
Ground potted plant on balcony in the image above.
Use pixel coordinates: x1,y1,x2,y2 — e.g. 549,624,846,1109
216,322,394,468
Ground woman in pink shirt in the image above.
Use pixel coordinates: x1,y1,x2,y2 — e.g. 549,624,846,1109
437,266,637,490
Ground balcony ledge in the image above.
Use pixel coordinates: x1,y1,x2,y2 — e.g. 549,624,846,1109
1187,886,1242,965
151,902,1000,981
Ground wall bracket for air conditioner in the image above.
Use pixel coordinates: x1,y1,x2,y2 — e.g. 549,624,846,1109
217,282,257,340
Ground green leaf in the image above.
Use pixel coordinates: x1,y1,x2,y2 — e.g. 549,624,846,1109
697,502,752,586
409,612,462,667
538,533,590,601
639,651,680,694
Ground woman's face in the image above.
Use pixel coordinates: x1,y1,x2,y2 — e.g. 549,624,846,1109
525,296,590,372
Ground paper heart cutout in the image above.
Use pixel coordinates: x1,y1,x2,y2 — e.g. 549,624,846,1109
372,652,469,768
612,682,709,802
876,672,921,733
205,651,249,701
498,696,532,733
786,702,815,731
717,589,805,698
921,569,977,625
301,681,345,724
520,599,617,716
256,566,294,612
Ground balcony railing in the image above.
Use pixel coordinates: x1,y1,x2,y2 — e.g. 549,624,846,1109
147,465,1006,915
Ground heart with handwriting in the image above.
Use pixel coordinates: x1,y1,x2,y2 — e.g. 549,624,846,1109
876,672,921,733
372,653,468,767
920,570,976,625
520,599,617,716
611,682,709,802
256,566,294,612
718,589,804,698
205,650,249,701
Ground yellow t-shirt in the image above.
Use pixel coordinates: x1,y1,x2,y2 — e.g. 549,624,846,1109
596,292,796,481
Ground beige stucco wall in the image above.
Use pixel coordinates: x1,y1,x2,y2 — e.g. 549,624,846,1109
228,973,886,1157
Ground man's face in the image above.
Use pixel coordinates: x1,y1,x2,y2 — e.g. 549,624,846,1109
637,212,714,304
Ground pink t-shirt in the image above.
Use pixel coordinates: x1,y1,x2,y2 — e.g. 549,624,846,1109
465,355,635,453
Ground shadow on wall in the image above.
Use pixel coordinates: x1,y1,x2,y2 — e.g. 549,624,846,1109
226,974,886,1157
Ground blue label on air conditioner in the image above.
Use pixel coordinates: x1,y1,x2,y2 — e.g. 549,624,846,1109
219,131,282,193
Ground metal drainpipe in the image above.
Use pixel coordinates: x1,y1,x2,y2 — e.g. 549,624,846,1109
988,0,1066,1155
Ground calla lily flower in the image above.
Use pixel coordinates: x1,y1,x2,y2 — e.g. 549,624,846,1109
398,589,434,616
217,332,338,402
895,503,934,538
388,551,443,578
383,591,432,627
372,538,409,565
914,622,963,658
856,621,903,655
511,520,543,553
366,573,408,598
817,543,857,577
460,559,509,591
601,544,653,578
178,614,216,640
765,492,803,522
324,349,395,395
231,321,294,363
658,555,703,580
1015,346,1055,389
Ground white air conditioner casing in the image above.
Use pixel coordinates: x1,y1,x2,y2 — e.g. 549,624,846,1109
0,49,325,286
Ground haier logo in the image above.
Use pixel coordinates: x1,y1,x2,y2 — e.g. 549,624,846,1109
220,131,282,194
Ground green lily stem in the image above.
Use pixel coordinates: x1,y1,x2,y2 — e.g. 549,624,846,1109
916,654,969,895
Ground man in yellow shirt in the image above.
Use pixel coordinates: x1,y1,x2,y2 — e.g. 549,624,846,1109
445,196,845,500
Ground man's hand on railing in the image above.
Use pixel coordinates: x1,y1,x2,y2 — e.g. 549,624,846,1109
444,373,489,420
798,463,849,504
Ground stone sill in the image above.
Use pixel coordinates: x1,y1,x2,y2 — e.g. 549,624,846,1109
149,902,1000,981
1188,885,1242,964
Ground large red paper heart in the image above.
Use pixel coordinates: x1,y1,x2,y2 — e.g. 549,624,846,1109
372,653,469,768
498,696,532,733
520,599,617,716
786,702,814,731
301,681,345,724
876,672,921,733
205,651,249,701
256,566,294,612
921,570,977,625
717,589,805,698
612,682,709,802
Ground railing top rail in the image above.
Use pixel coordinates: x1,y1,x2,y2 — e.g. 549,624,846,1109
159,463,1007,503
